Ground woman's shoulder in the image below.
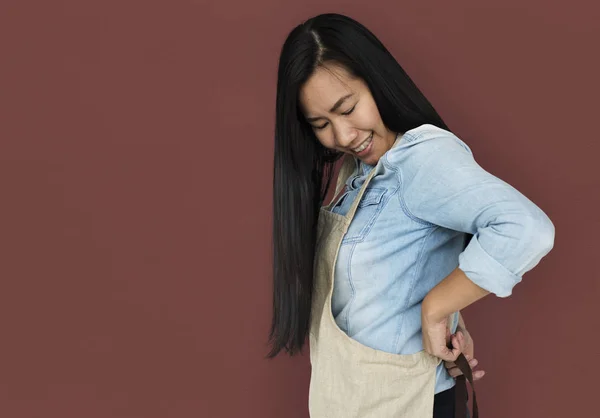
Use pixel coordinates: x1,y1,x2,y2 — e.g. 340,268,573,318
384,124,474,170
399,124,472,153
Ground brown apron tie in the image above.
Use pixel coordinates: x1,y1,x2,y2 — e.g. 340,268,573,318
453,353,478,418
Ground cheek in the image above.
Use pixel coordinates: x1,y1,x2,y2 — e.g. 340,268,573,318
356,105,382,129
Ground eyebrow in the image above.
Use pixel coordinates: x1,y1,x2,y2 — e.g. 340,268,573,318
306,93,354,122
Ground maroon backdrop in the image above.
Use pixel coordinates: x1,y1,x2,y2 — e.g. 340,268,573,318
1,1,598,417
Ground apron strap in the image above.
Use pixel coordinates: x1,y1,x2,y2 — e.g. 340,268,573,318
454,353,479,418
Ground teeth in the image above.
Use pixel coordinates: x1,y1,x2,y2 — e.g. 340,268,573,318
353,133,373,153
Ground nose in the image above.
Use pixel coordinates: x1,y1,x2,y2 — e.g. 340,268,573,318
333,122,358,149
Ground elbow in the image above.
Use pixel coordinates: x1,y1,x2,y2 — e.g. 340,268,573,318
515,210,555,267
540,216,555,255
460,210,555,298
527,212,555,257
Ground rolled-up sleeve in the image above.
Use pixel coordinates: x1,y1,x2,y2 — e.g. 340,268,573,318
402,133,555,297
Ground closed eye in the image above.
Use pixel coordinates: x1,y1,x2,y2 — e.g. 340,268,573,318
341,105,356,116
313,105,356,130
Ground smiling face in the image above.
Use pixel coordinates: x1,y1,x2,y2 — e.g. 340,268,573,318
298,63,399,166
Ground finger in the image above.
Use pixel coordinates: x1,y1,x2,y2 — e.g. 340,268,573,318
453,331,464,351
444,361,456,369
437,342,461,362
448,334,463,360
445,358,476,369
447,367,462,378
457,332,475,358
447,359,479,378
436,350,458,362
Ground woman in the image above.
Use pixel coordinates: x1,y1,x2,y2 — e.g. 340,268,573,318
267,13,555,418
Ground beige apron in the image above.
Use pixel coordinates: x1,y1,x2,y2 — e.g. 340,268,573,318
308,152,442,418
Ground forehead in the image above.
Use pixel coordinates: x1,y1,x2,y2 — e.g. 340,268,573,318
299,65,360,114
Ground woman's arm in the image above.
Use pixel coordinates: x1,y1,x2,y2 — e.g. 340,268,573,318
422,267,489,324
403,133,555,299
422,269,489,361
401,131,555,360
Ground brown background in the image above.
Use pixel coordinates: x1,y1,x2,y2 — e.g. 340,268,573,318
1,1,598,417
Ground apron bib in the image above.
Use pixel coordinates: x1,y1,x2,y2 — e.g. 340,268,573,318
308,151,478,418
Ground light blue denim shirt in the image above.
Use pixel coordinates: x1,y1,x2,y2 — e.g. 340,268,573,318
329,124,555,394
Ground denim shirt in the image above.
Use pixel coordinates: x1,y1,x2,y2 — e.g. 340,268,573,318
329,124,555,394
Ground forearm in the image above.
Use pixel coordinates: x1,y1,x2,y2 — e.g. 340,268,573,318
422,267,490,323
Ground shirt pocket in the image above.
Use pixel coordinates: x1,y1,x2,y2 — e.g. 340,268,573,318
342,187,387,243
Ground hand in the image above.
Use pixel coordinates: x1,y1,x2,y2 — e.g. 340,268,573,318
421,311,462,362
444,326,486,381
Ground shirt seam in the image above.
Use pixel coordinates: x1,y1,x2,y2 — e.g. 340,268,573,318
391,164,436,226
392,137,470,226
381,148,436,226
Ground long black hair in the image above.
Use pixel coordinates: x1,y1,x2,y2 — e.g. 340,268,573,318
267,13,451,358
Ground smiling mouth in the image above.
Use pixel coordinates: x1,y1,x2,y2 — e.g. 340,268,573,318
352,132,374,153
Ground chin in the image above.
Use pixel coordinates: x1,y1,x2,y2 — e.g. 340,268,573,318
360,155,379,166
